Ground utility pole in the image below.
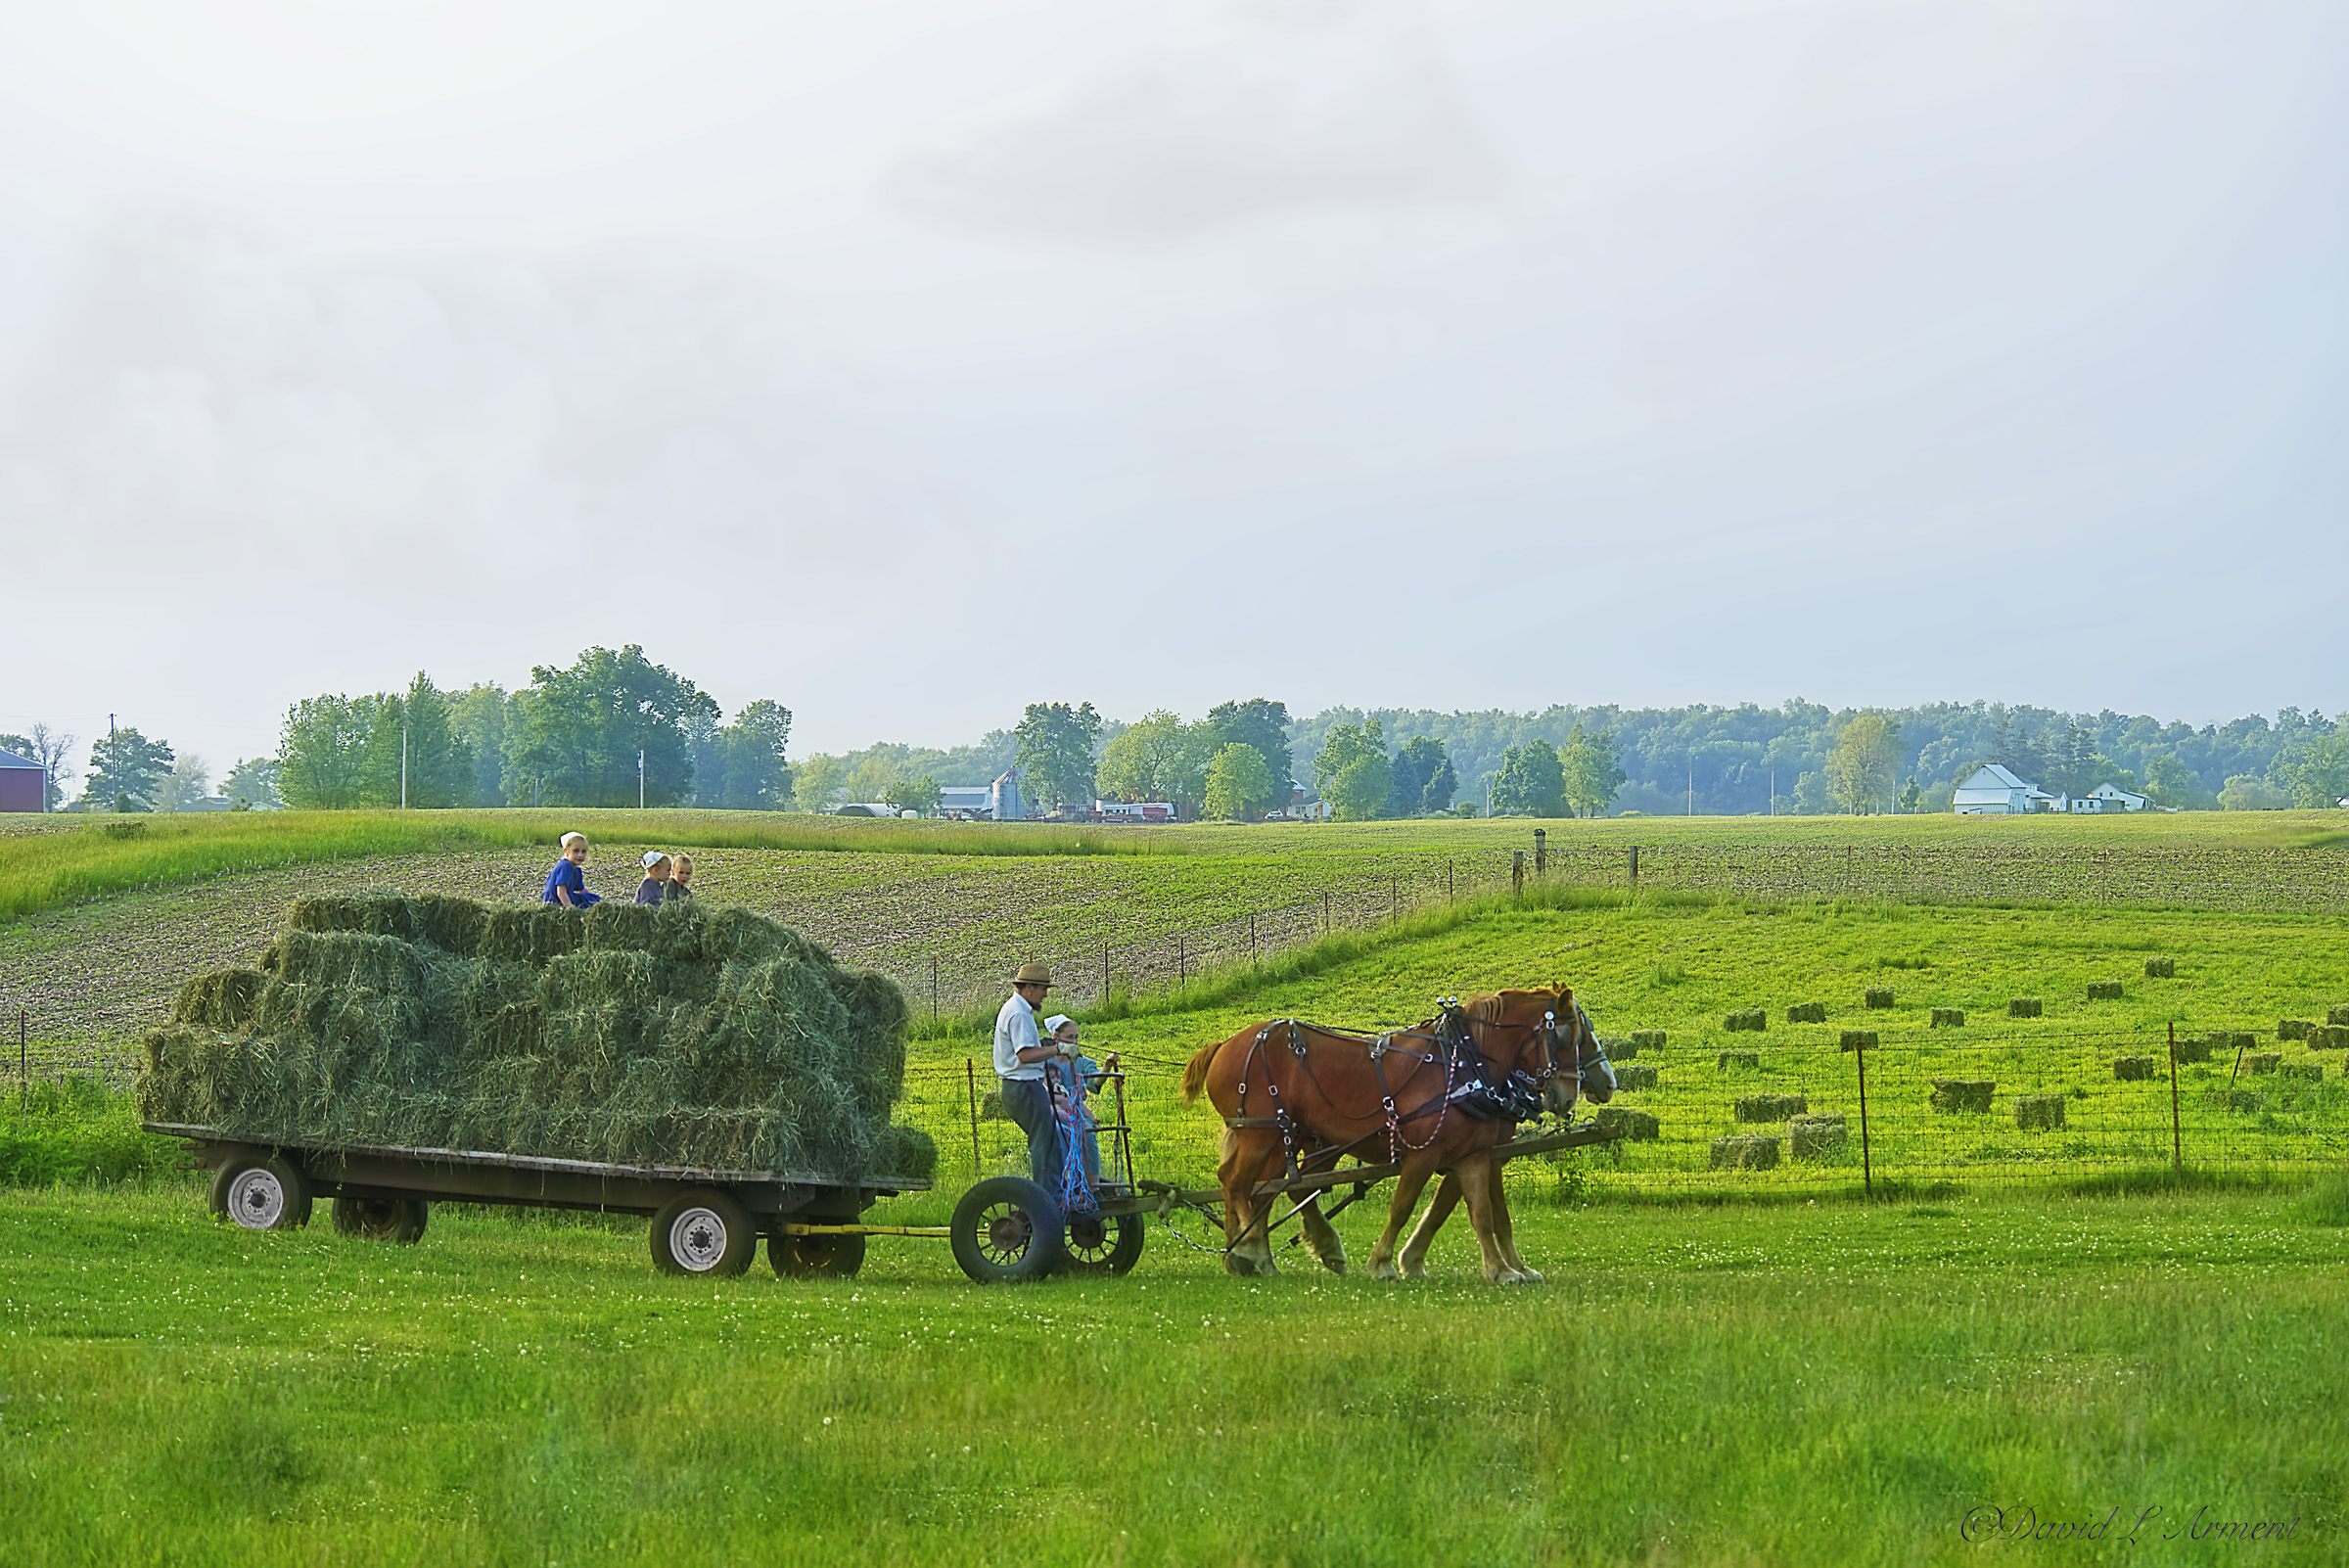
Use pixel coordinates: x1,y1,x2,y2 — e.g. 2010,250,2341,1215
1771,769,1775,817
639,750,646,809
1687,761,1693,817
400,722,409,809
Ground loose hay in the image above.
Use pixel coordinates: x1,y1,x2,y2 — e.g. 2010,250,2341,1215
1612,1063,1660,1091
1709,1134,1780,1171
2013,1093,2066,1131
2113,1056,2159,1082
1734,1092,1808,1123
137,893,938,1181
1785,1002,1826,1025
1722,1008,1767,1032
2144,957,2175,979
1593,1106,1659,1142
1929,1079,1996,1113
1787,1113,1847,1160
1863,988,1894,1010
1838,1030,1877,1053
2086,982,2124,1001
2008,998,2043,1019
1930,1008,1966,1029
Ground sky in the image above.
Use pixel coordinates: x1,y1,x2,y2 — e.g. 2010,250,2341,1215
3,0,2345,781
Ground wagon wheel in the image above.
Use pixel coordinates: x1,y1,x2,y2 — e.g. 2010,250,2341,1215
770,1228,867,1279
209,1153,312,1232
650,1188,758,1277
948,1177,1065,1283
331,1197,430,1245
1059,1212,1144,1275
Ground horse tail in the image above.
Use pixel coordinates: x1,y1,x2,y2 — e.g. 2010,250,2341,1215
1181,1039,1222,1105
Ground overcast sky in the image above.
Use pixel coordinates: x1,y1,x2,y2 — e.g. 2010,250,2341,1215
4,0,2344,777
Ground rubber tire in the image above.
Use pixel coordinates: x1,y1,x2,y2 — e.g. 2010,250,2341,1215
1059,1211,1145,1275
209,1153,312,1231
650,1188,758,1277
948,1176,1066,1283
770,1229,868,1279
331,1196,430,1245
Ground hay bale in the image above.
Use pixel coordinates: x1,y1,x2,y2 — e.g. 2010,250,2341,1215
2008,998,2043,1019
1787,1113,1847,1159
1709,1134,1781,1171
2243,1051,2281,1076
1864,988,1894,1010
980,1088,1008,1122
2113,1056,2159,1082
2280,1061,2326,1084
2329,1005,2349,1027
2225,1031,2258,1052
1598,1035,1635,1060
2144,957,2175,979
2087,982,2124,1001
2308,1025,2349,1051
2013,1093,2066,1131
136,894,929,1180
1716,1050,1760,1071
1722,1008,1767,1032
2172,1038,2214,1064
1629,1030,1668,1053
1785,1002,1826,1025
1593,1106,1659,1142
1928,1079,1996,1113
1929,1008,1966,1029
1838,1030,1877,1053
1612,1062,1659,1091
1734,1092,1808,1123
2278,1019,2313,1041
2224,1088,2261,1113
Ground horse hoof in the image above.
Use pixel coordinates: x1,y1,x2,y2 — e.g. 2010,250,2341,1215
1318,1255,1345,1276
1515,1268,1544,1284
1368,1260,1400,1282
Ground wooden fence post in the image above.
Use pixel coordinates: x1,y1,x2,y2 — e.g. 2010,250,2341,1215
1855,1033,1873,1199
1534,828,1545,876
966,1059,982,1177
1512,852,1524,897
2169,1021,2183,1175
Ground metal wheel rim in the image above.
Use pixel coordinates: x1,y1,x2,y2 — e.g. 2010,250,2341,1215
668,1206,730,1271
979,1204,1035,1266
353,1200,401,1237
1066,1214,1112,1264
227,1168,286,1230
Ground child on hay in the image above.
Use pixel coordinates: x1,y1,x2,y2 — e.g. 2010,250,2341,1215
634,852,671,904
667,853,694,899
541,833,602,907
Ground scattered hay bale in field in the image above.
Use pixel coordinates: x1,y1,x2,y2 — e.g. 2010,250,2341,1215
2112,1056,2159,1082
1612,1062,1659,1091
1716,1050,1761,1071
2223,1088,2261,1113
980,1088,1008,1122
1928,1079,1996,1113
2087,982,2124,1001
1734,1092,1808,1123
1929,1008,1966,1029
2243,1052,2281,1076
136,892,937,1181
1787,1113,1848,1159
1709,1134,1781,1171
1785,1001,1827,1025
1630,1031,1668,1053
1864,988,1895,1010
1599,1035,1635,1060
2280,1061,2326,1083
2329,1005,2349,1027
2008,998,2043,1019
2172,1038,2214,1064
2144,957,2175,979
2227,1032,2259,1052
2013,1094,2067,1131
1722,1008,1767,1032
1838,1030,1877,1053
2308,1026,2349,1051
2278,1019,2313,1041
1593,1106,1659,1142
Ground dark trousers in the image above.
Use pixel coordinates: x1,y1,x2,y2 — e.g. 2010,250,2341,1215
1000,1077,1062,1191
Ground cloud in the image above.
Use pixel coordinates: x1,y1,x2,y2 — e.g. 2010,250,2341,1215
885,0,1500,240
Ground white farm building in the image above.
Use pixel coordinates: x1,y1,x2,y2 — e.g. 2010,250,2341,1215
2070,782,2150,813
1953,763,2059,815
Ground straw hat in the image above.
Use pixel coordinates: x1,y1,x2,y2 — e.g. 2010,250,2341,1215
1011,963,1053,989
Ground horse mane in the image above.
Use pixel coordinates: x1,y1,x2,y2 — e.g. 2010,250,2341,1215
1460,992,1508,1026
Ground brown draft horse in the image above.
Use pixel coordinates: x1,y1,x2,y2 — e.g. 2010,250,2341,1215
1179,987,1599,1283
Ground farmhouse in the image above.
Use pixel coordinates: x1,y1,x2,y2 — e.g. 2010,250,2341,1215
935,785,993,818
0,746,43,812
2070,782,2150,813
1952,763,2059,815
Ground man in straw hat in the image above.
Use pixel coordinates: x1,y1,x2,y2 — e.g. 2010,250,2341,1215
994,963,1073,1189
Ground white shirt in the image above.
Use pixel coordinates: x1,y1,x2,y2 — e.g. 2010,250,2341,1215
993,992,1044,1081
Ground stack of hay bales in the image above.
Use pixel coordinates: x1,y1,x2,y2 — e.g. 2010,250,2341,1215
2332,1004,2349,1026
2242,1051,2281,1076
1863,988,1894,1010
2012,1093,2065,1130
2143,957,2175,979
1722,1008,1767,1032
1599,1035,1636,1060
1612,1062,1659,1091
2223,1088,2260,1113
2220,1031,2258,1053
1930,1008,1965,1029
1709,1133,1780,1171
1734,1092,1807,1123
2112,1056,2159,1082
1786,1112,1846,1159
1785,1001,1826,1025
2087,982,2124,1001
137,893,939,1181
2008,998,2043,1019
1928,1079,1996,1113
1593,1106,1659,1142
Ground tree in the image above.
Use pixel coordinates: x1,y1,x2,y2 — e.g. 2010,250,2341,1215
1489,740,1565,816
0,724,72,809
1792,770,1830,814
1898,777,1924,814
1200,699,1292,804
511,646,718,808
1313,720,1391,820
157,755,212,812
2218,774,2292,810
1826,715,1903,815
1387,737,1451,818
2276,733,2349,809
359,673,476,808
706,700,794,809
793,754,847,812
1559,724,1627,817
1095,711,1205,805
1204,744,1274,821
2142,754,2214,811
1987,711,2047,786
219,758,282,809
278,696,377,808
448,683,514,807
1013,702,1105,812
883,774,944,816
79,727,175,812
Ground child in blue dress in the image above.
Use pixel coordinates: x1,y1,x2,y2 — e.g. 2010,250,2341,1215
541,832,602,907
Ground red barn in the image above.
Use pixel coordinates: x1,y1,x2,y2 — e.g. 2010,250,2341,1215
0,747,44,812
